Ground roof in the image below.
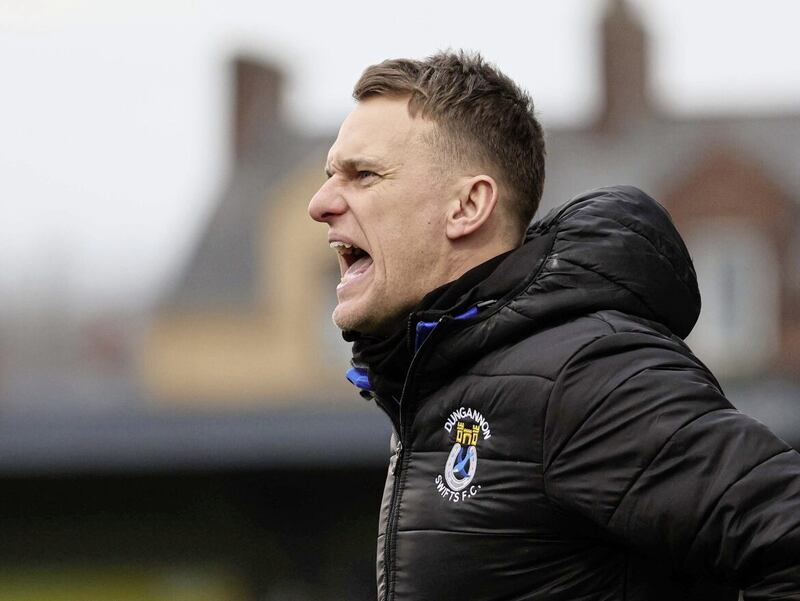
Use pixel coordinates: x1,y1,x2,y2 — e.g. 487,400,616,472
162,126,332,311
540,111,800,218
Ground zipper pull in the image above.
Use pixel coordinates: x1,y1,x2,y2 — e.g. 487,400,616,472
391,439,403,475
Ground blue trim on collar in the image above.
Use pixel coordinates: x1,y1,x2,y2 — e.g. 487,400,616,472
454,306,479,320
414,305,480,351
345,305,484,393
414,319,439,350
346,367,372,391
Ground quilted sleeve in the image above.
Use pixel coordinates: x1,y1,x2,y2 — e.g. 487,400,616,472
543,330,800,598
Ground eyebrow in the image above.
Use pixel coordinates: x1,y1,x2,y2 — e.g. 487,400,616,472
325,157,384,178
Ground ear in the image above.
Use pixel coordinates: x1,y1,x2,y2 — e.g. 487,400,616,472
445,175,500,241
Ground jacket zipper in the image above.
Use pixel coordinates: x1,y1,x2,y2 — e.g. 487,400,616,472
391,439,402,475
382,316,450,601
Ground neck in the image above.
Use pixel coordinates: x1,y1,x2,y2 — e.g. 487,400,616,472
442,237,518,287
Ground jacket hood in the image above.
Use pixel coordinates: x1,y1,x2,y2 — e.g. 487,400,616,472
422,186,701,372
524,185,700,337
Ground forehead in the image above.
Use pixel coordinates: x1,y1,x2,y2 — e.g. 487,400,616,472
327,95,432,165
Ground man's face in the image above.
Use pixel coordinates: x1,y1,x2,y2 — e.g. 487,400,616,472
308,95,455,336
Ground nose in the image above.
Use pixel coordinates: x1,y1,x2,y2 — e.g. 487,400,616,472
308,177,347,223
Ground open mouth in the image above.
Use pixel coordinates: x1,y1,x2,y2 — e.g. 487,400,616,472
330,240,374,287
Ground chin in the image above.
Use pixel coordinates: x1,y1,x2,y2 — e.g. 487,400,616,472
332,299,404,337
332,300,371,334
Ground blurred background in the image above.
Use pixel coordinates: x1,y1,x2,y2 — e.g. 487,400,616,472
1,0,799,598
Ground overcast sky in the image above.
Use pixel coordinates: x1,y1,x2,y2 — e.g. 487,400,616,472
1,0,799,313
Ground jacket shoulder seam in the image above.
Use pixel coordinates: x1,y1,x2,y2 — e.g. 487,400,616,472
589,311,619,333
541,324,616,505
462,371,554,381
606,402,730,526
546,363,663,472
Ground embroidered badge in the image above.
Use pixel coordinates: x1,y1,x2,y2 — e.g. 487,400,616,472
434,406,491,503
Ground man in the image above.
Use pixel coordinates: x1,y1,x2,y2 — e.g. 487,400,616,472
308,51,800,600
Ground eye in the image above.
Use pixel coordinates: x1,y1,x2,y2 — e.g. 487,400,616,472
357,170,378,181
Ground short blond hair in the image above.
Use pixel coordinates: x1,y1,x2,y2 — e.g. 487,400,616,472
354,51,546,235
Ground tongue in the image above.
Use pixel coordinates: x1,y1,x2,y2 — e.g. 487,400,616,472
341,255,373,284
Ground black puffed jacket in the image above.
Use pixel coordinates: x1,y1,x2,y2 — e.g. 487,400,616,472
359,186,800,601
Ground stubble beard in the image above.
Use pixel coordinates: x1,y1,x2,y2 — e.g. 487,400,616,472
332,292,413,338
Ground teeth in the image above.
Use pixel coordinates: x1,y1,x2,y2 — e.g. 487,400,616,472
329,240,362,256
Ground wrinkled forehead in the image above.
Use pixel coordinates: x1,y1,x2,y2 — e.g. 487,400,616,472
327,96,434,167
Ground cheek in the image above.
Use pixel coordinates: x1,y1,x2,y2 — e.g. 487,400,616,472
391,245,430,290
372,210,441,285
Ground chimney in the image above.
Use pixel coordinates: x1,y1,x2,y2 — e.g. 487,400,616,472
596,0,651,132
232,57,284,161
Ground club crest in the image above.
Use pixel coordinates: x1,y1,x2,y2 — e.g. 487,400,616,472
434,406,491,503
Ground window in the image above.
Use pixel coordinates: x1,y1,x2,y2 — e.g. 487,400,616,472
685,220,779,377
